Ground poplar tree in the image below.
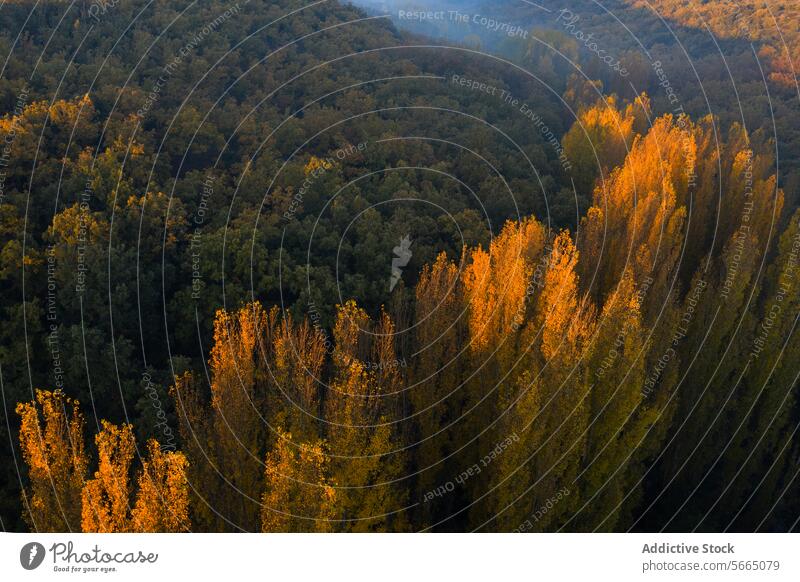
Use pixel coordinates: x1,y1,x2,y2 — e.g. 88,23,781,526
16,389,87,531
272,313,326,442
579,272,649,530
461,219,546,526
326,301,408,531
409,253,465,524
261,429,336,532
487,231,594,531
131,440,191,533
81,421,135,533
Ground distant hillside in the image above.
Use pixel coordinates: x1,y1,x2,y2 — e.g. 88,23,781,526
350,0,800,196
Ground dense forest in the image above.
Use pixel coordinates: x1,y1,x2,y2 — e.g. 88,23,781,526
1,0,798,532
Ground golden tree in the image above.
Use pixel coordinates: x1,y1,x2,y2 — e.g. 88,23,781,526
131,440,191,532
261,429,336,532
16,389,87,531
272,312,326,441
81,421,135,533
171,303,286,531
459,219,546,524
579,114,691,308
82,423,190,533
325,301,409,531
208,302,268,530
488,231,595,531
579,271,649,530
562,95,646,196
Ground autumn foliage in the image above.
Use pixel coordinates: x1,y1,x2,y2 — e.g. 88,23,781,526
13,97,798,532
18,392,189,532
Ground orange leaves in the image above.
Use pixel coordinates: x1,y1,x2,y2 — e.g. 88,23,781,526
463,219,546,351
593,114,693,238
173,300,408,531
0,94,96,150
415,252,461,347
327,300,382,423
273,312,326,436
562,94,639,195
536,231,585,361
48,94,95,128
82,422,190,533
17,390,86,481
600,115,695,211
81,421,135,533
332,299,370,371
17,390,190,532
580,112,693,304
462,246,493,351
261,430,336,532
325,301,408,531
210,301,267,457
16,390,87,531
132,441,190,533
207,302,269,530
210,302,267,402
304,155,334,176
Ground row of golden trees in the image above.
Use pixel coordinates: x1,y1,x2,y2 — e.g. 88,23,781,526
16,96,798,531
17,391,189,532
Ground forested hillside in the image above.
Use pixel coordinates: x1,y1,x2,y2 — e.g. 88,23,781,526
360,0,800,195
1,0,798,532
